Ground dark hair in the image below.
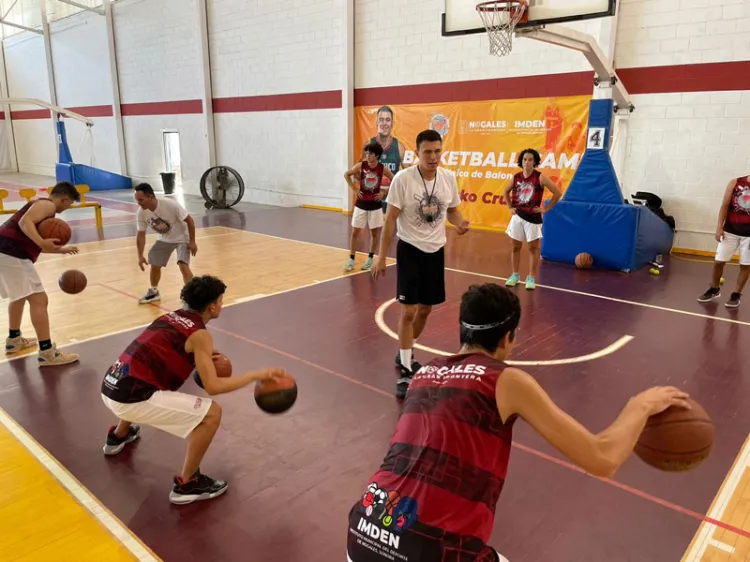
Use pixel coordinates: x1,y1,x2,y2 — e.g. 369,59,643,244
377,106,394,118
459,284,521,353
517,148,541,168
181,275,227,312
363,142,384,158
49,181,81,202
416,129,442,150
134,183,155,197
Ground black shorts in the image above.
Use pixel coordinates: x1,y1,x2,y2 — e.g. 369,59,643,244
396,239,445,306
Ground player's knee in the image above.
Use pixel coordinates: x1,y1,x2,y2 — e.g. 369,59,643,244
529,241,540,253
204,401,222,429
400,305,418,322
27,291,48,308
512,241,523,250
416,305,432,319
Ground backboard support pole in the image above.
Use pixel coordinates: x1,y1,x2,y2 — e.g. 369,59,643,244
517,26,633,112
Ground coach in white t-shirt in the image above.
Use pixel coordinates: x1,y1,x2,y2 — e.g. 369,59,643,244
372,129,470,399
134,183,197,304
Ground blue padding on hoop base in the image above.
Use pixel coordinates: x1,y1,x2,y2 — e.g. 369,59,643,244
541,98,674,272
56,163,132,191
541,201,638,271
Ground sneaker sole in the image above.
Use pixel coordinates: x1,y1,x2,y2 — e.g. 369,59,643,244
103,433,141,456
725,302,740,308
39,357,80,367
169,483,228,505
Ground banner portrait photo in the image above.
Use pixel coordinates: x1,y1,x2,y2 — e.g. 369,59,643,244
355,96,590,230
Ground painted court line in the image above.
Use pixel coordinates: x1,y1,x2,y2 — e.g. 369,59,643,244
0,407,161,562
374,297,635,366
682,433,750,561
445,267,750,327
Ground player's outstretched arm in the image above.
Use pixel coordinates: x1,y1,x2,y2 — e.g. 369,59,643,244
189,330,286,396
496,367,690,478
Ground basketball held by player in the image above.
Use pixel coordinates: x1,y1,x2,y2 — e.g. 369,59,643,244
0,181,81,367
698,174,750,308
503,149,562,290
133,183,198,304
344,142,394,271
346,283,690,562
100,275,288,505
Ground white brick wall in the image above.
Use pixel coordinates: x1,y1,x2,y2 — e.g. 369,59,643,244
354,0,603,88
114,0,203,103
209,0,342,97
215,110,345,207
616,0,750,68
209,0,345,208
50,10,120,175
623,91,750,251
4,32,57,175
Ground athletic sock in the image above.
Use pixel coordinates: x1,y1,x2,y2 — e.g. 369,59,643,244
39,340,52,351
350,254,355,260
9,330,21,339
400,349,413,371
368,252,374,258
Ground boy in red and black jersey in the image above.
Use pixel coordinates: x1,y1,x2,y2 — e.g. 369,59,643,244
100,275,287,505
347,283,691,561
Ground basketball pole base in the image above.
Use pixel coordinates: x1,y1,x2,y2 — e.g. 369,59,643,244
516,26,633,111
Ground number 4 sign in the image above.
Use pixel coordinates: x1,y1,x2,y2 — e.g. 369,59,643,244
587,127,606,150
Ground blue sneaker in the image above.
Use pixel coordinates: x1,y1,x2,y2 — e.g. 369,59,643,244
525,275,536,290
505,273,521,287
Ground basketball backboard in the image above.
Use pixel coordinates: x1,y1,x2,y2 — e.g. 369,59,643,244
442,0,617,36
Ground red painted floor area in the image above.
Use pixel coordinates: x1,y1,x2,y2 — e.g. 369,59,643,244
1,207,748,562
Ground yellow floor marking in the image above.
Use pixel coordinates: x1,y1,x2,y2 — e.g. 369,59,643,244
0,408,160,561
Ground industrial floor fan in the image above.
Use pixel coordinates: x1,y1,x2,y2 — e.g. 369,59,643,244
199,165,245,209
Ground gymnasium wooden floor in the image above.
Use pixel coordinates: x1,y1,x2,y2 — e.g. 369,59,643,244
1,185,749,561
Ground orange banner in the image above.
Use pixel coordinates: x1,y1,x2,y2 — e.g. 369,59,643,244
355,96,590,230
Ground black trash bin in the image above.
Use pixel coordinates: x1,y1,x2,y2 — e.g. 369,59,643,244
160,172,176,195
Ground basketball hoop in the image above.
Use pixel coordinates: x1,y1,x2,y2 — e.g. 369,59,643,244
476,0,528,57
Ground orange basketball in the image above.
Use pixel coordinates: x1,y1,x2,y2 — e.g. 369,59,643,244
38,218,71,246
213,353,232,378
254,374,298,414
634,398,715,472
193,352,232,389
575,252,593,269
58,269,87,294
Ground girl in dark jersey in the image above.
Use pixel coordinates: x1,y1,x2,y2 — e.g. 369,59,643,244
100,275,288,505
697,175,750,308
502,149,562,291
347,283,690,561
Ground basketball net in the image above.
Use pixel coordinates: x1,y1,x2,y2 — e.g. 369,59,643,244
476,0,528,57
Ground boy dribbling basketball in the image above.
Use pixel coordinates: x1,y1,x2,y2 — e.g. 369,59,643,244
344,142,393,271
0,181,81,366
346,283,690,561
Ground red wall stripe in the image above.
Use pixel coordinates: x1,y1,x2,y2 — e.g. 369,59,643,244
617,61,750,95
120,100,203,116
213,90,342,113
354,72,595,106
1,62,748,122
11,109,51,120
67,105,114,118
